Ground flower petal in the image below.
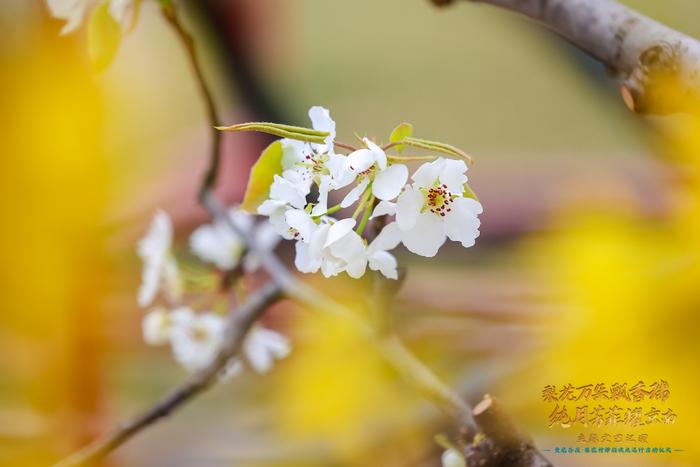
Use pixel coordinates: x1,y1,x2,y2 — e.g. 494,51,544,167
346,149,375,173
365,138,387,170
340,178,369,208
270,175,306,209
411,157,445,188
395,185,423,231
368,250,398,280
370,200,396,219
401,212,446,257
440,159,468,194
444,197,481,248
324,218,356,248
285,209,316,242
373,164,408,201
308,106,336,154
311,175,331,216
369,222,402,252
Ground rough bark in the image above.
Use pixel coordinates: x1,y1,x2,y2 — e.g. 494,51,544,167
434,0,700,114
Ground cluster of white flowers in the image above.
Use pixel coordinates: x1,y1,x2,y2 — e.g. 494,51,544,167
257,106,483,280
47,0,138,35
137,209,289,377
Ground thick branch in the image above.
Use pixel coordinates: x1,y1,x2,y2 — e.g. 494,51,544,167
53,283,283,467
436,0,700,114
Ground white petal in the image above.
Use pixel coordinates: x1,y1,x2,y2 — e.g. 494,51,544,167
244,329,274,374
401,212,446,257
440,159,468,194
270,175,306,209
285,209,316,242
326,153,355,188
281,139,307,170
329,230,366,263
462,197,483,214
311,176,331,216
369,222,402,252
364,138,387,170
444,198,481,248
370,201,396,219
395,185,423,231
294,240,320,273
346,149,375,173
189,223,243,270
220,358,243,381
109,0,135,29
373,164,408,201
345,256,368,278
142,308,171,346
308,106,336,154
324,218,356,248
47,0,89,35
137,210,173,307
411,158,445,188
368,250,398,280
340,178,369,208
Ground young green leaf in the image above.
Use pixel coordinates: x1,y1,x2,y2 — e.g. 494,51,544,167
402,137,473,164
88,1,121,72
240,140,284,212
389,122,413,154
463,182,479,201
216,122,329,144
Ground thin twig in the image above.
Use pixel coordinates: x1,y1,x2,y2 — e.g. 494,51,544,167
334,140,359,151
160,2,222,200
53,283,283,467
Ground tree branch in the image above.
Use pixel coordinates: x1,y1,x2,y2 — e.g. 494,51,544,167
53,282,283,467
433,0,700,114
160,1,222,200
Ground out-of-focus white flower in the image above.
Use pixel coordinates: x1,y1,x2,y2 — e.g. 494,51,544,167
341,138,408,211
295,218,367,278
46,0,137,35
189,209,251,270
394,158,482,257
169,308,225,372
441,448,466,467
142,307,172,346
137,210,181,308
242,325,291,374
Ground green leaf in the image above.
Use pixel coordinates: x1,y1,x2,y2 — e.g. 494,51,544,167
87,1,121,72
216,122,329,144
463,182,479,201
240,140,284,212
389,122,413,154
402,137,472,164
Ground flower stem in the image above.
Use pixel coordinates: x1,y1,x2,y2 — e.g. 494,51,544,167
356,195,375,236
352,186,372,219
312,203,342,219
334,140,358,152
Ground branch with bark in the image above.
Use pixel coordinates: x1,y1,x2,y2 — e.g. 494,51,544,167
432,0,700,114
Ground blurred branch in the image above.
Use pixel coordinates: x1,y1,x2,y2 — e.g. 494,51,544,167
432,0,700,114
160,1,222,201
53,282,283,467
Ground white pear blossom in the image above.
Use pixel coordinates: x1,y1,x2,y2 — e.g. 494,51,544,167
241,325,292,374
169,308,225,372
142,307,172,346
137,210,181,308
342,138,408,207
47,0,137,35
393,157,483,257
295,218,366,278
441,448,466,467
190,209,249,270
